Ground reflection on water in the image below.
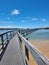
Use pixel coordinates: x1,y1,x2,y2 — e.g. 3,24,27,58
27,30,49,39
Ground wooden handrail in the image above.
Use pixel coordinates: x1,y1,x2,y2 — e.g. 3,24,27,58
18,32,49,65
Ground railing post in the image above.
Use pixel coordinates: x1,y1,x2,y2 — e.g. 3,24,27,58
25,46,29,61
25,38,29,65
19,36,22,44
25,38,29,61
10,32,11,39
1,35,4,49
6,33,9,43
13,31,14,37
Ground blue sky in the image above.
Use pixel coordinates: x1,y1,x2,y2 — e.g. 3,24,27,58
0,0,49,28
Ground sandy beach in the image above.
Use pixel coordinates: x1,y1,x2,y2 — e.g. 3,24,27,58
29,39,49,65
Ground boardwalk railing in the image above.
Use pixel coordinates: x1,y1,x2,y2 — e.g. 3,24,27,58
0,31,17,61
17,32,49,65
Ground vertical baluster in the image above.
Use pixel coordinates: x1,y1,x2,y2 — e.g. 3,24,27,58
12,31,13,37
6,33,9,43
14,31,16,36
1,35,4,50
25,38,29,60
13,31,14,37
25,46,29,61
19,36,22,44
25,38,29,65
10,32,12,39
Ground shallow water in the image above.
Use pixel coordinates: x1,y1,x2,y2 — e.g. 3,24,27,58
26,30,49,39
0,30,12,44
0,30,12,35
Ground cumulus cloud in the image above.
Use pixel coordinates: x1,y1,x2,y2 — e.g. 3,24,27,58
42,19,46,21
32,18,38,21
11,9,20,15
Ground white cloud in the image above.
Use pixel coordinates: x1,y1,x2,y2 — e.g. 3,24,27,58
32,18,38,21
11,9,20,15
21,17,38,23
42,19,46,21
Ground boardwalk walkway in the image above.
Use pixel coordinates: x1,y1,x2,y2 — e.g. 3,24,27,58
0,34,24,65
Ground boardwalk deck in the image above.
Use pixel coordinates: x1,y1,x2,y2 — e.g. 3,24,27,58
0,34,24,65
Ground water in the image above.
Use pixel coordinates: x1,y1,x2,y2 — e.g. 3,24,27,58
0,30,12,35
26,30,49,39
0,30,13,44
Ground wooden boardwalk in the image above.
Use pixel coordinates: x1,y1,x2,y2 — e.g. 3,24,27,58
0,34,24,65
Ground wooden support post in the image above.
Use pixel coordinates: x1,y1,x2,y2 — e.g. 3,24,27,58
25,45,29,61
10,32,12,39
1,35,4,49
6,33,9,43
19,36,22,44
25,38,29,65
13,32,14,37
